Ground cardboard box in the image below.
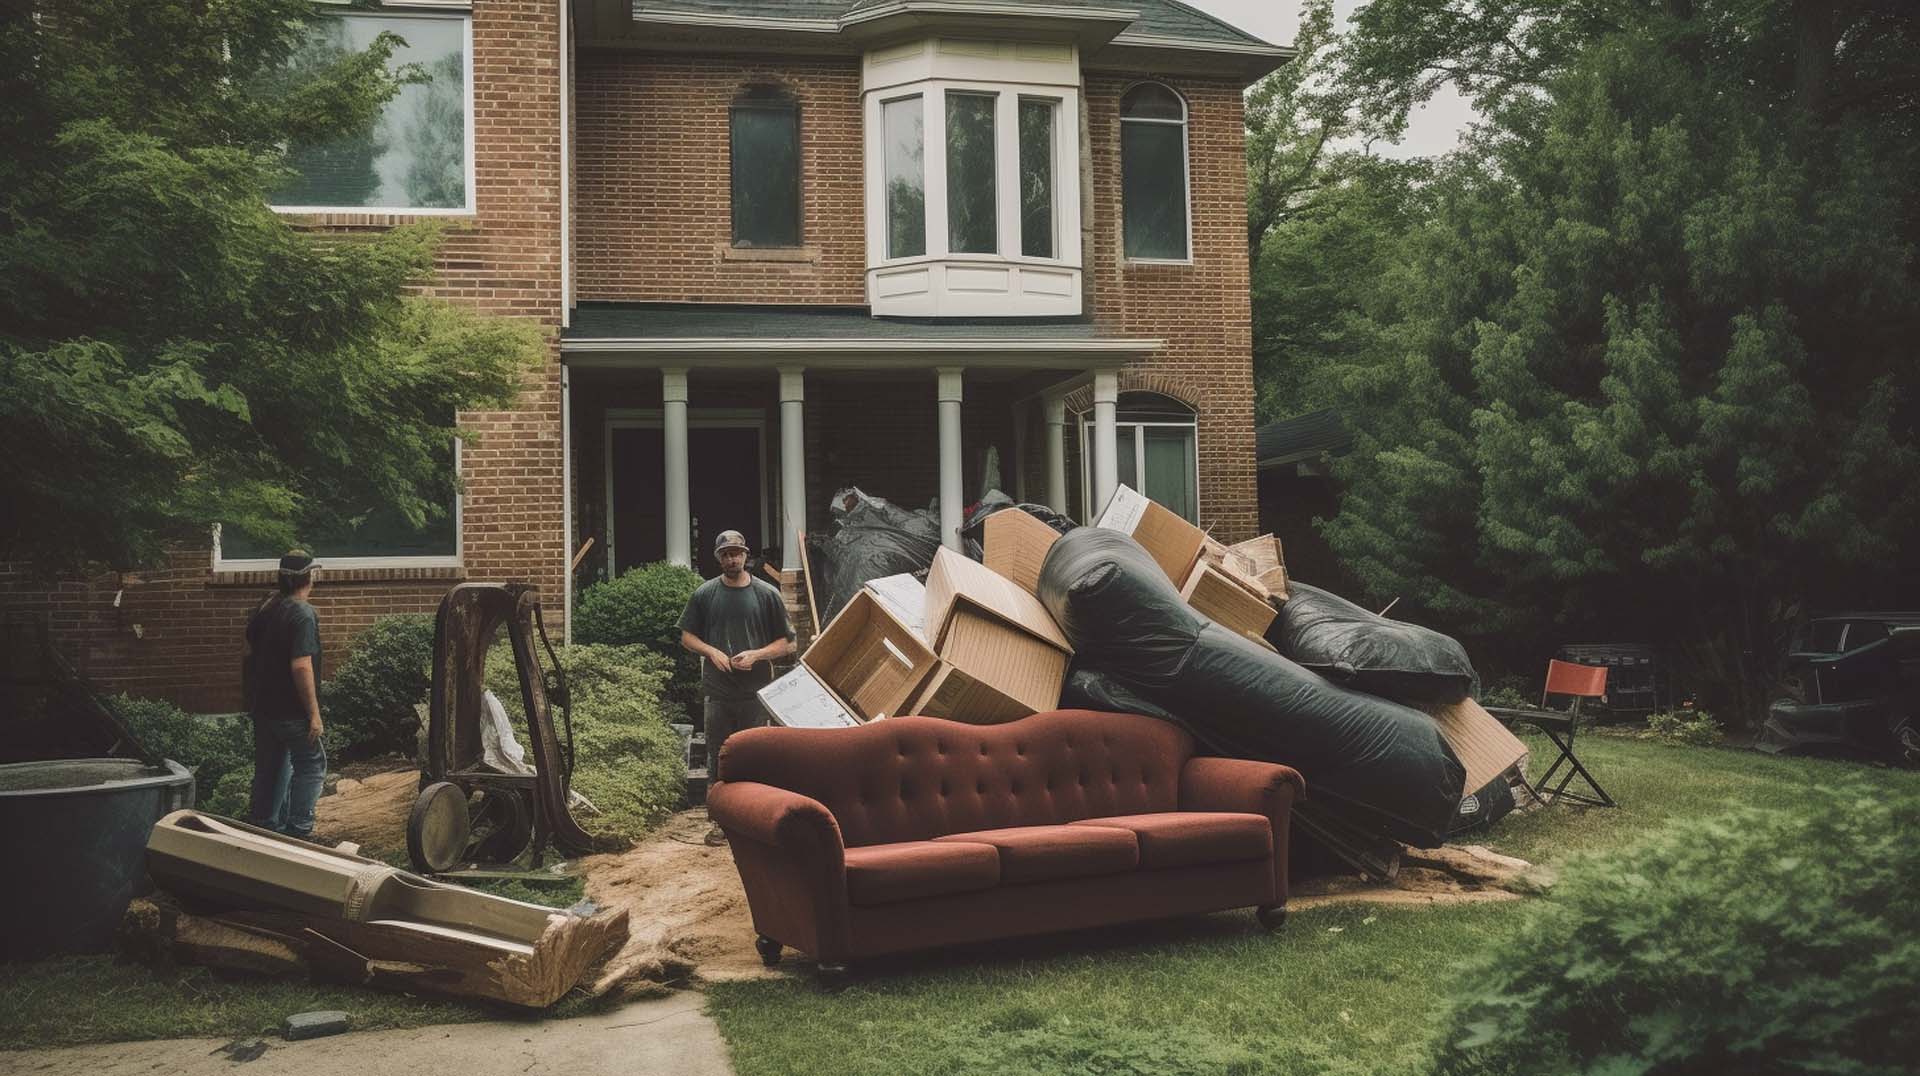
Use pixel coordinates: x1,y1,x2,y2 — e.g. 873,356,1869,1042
924,547,1071,655
758,665,859,729
1427,697,1531,795
862,573,927,639
910,606,1070,724
796,590,937,722
1181,560,1278,648
1227,534,1290,601
982,509,1060,597
1096,484,1206,587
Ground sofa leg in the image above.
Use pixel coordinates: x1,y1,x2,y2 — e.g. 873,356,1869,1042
1256,904,1288,932
755,935,783,967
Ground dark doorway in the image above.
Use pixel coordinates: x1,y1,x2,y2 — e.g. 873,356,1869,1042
608,420,765,579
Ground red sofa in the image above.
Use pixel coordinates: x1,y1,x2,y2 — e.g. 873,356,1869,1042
708,710,1305,967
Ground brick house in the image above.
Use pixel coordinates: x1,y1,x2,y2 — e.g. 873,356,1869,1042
4,0,1285,711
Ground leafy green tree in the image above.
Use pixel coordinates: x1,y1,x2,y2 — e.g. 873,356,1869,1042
0,0,542,572
1315,0,1920,719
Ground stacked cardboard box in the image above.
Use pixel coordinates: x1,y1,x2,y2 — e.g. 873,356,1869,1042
758,587,936,729
910,548,1074,724
1097,485,1280,648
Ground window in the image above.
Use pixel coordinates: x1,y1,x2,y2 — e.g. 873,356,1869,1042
1080,393,1199,522
1120,83,1189,261
883,96,926,258
1019,99,1056,258
271,11,473,214
945,92,998,254
730,86,801,247
216,445,461,568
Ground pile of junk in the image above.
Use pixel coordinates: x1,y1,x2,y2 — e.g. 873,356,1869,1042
778,484,1531,879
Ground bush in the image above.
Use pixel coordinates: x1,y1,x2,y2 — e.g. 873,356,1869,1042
320,613,435,757
112,695,253,816
573,561,703,712
1426,786,1920,1075
484,641,687,843
1643,707,1724,747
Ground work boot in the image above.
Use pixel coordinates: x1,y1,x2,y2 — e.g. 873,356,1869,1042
704,823,728,847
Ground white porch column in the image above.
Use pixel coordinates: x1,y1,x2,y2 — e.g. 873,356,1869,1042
779,366,807,572
1044,397,1069,515
937,367,965,552
1011,400,1028,503
1091,369,1120,519
662,367,691,568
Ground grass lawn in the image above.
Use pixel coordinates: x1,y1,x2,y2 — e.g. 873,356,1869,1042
705,734,1920,1076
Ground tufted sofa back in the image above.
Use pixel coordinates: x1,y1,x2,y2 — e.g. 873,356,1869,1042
717,710,1196,848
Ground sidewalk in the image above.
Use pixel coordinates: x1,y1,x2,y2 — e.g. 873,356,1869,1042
3,993,733,1076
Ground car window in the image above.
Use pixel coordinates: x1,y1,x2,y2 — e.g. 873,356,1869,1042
1808,620,1847,651
1845,621,1889,650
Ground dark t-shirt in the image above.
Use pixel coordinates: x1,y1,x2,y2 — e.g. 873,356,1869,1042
678,576,794,701
245,597,322,721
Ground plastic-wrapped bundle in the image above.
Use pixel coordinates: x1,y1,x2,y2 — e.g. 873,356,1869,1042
811,488,943,626
958,500,1077,561
1267,582,1478,705
1038,527,1466,847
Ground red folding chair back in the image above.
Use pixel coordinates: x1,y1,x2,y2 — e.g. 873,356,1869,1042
1543,659,1607,706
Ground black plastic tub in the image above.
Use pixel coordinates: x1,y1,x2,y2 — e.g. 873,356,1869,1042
0,758,195,960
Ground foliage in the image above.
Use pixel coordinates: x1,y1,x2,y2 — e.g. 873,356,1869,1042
1643,708,1724,747
484,642,686,842
573,561,704,709
0,0,543,572
320,613,434,757
112,695,252,816
1477,681,1533,711
1427,786,1920,1075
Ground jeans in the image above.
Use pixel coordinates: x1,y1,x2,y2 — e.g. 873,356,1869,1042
705,695,768,779
249,717,327,838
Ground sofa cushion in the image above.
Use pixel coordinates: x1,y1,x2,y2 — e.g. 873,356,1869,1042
933,824,1139,884
1070,813,1271,870
844,840,1001,907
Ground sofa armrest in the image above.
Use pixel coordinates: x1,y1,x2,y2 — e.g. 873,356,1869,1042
706,781,852,960
1179,757,1305,904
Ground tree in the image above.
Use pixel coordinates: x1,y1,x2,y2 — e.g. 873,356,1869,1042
1316,0,1920,719
0,0,542,572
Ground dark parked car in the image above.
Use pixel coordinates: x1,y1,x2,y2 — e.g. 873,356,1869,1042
1763,612,1920,765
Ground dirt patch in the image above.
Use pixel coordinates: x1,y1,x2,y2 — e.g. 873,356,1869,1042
1290,844,1537,910
313,770,416,857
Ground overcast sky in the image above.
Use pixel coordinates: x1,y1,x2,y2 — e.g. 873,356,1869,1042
1180,0,1478,158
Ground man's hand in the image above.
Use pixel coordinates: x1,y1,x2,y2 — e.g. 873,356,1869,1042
729,649,760,672
708,650,733,673
307,715,325,747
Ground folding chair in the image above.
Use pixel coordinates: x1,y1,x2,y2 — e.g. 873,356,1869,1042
1490,659,1616,808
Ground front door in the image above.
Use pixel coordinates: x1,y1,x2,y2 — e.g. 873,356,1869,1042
608,419,764,578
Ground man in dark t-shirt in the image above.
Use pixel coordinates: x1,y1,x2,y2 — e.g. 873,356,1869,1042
679,529,793,845
242,550,328,839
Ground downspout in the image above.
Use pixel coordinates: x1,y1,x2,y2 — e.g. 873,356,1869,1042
560,0,574,643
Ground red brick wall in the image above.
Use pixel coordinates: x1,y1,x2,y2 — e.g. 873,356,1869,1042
573,51,867,304
0,0,568,712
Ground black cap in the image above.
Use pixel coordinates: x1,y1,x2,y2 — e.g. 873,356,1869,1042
279,549,318,573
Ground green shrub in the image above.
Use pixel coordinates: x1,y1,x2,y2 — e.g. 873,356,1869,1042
573,561,703,711
1426,786,1920,1075
112,695,252,816
320,613,435,757
484,641,687,843
1644,707,1724,747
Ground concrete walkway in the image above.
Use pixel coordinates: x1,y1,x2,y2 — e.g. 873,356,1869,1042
3,993,733,1076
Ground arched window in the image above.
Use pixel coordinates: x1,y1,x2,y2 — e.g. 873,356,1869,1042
1119,83,1189,261
730,85,801,247
1080,392,1199,522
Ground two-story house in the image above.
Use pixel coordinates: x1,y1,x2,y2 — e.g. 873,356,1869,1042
4,0,1285,710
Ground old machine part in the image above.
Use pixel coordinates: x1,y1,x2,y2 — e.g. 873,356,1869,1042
409,583,610,873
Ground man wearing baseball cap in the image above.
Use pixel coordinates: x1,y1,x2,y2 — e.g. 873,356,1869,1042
678,530,794,845
241,549,328,839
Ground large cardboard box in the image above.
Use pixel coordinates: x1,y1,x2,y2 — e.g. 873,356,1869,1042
1227,534,1290,601
982,509,1060,597
924,547,1071,654
910,606,1071,724
759,590,935,726
1181,560,1277,647
1096,484,1206,587
1427,697,1531,795
862,573,927,639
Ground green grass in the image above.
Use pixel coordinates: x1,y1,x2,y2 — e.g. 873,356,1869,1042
708,736,1920,1076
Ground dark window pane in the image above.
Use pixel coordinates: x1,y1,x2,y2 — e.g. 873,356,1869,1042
946,92,997,254
1117,426,1138,490
730,105,800,247
1019,100,1054,258
884,96,925,258
1142,425,1198,522
1121,83,1185,121
1122,121,1187,259
222,474,458,560
272,14,467,211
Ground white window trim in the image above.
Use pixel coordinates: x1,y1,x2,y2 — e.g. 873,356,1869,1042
212,441,464,571
1119,82,1193,265
270,9,478,218
1076,414,1201,524
602,409,770,577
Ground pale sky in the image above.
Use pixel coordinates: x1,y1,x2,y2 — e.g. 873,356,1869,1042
1181,0,1478,158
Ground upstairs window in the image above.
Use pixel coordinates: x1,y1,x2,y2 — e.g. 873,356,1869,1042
883,95,926,258
730,86,801,247
1120,83,1189,261
1019,98,1056,258
945,92,998,254
271,11,473,214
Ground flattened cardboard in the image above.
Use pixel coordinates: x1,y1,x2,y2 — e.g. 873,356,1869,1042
982,510,1060,597
1227,534,1290,601
936,606,1068,715
758,665,859,729
1096,484,1206,586
1427,697,1531,795
863,573,927,639
923,547,1071,654
801,591,937,720
1181,561,1278,648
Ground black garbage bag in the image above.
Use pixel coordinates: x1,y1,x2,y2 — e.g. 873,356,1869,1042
1267,582,1478,705
1038,527,1466,847
810,488,943,625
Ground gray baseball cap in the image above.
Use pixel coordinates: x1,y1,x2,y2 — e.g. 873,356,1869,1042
713,530,750,554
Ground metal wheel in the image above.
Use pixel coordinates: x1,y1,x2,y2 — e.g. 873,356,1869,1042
407,780,471,873
469,787,533,864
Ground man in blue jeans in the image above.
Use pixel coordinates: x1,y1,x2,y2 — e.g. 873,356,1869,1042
243,550,327,839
